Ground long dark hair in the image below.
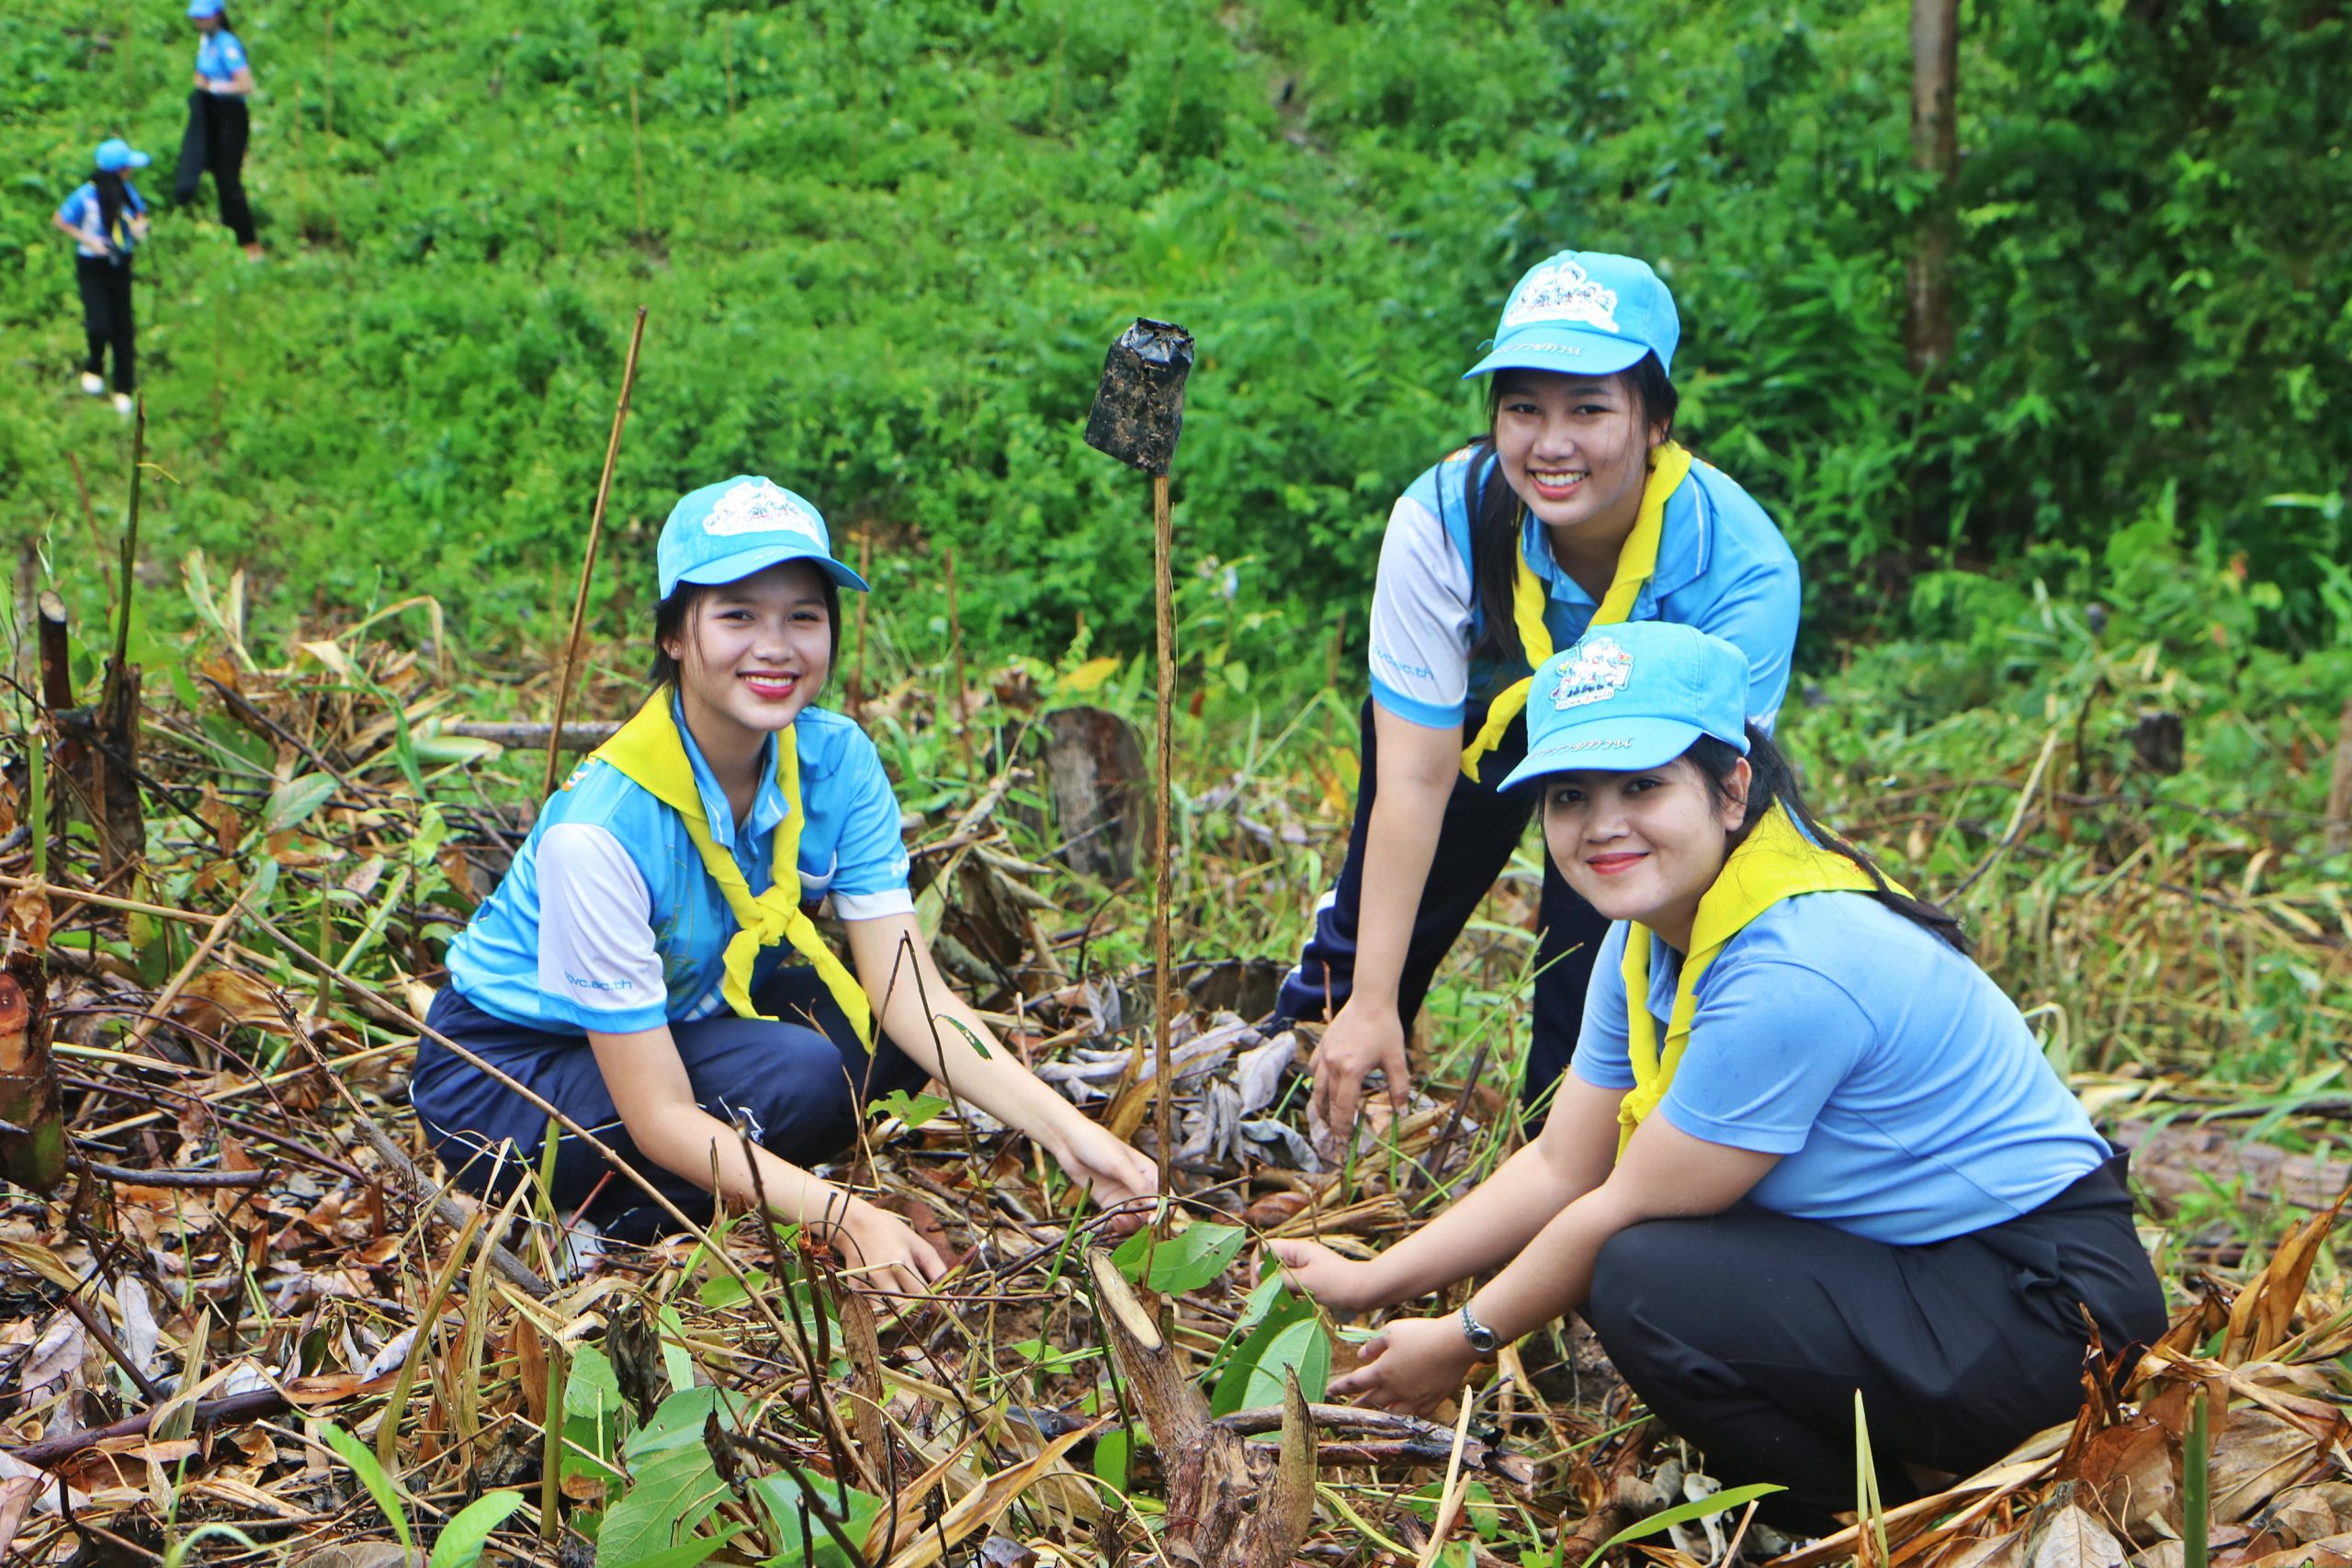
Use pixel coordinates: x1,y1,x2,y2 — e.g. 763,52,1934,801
645,576,844,691
92,169,127,244
1686,724,1971,953
1456,355,1680,669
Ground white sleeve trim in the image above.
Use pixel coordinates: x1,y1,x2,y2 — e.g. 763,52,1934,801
832,887,918,920
1365,492,1473,716
537,822,666,1014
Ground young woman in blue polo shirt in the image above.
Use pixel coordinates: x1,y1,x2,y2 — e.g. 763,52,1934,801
180,0,262,260
1283,251,1801,1142
412,477,1158,1297
1274,624,2165,1530
51,140,153,415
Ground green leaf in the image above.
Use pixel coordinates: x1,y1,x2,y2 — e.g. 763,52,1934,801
428,1490,527,1568
319,1420,414,1552
605,1530,744,1568
1233,1316,1329,1415
1208,1284,1317,1416
871,1089,950,1128
747,1470,887,1568
1112,1222,1248,1295
598,1441,728,1566
1575,1483,1785,1568
263,773,338,835
1092,1429,1131,1492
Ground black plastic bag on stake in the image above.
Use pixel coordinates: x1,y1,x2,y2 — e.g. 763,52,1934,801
1082,319,1194,475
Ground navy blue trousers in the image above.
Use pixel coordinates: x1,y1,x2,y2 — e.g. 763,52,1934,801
411,972,927,1244
1586,1158,2167,1533
1276,697,1607,1111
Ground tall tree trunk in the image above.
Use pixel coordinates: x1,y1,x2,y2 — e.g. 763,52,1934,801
1907,0,1961,380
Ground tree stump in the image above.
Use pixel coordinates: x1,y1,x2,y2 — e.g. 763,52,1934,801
1086,1249,1314,1568
1041,707,1148,883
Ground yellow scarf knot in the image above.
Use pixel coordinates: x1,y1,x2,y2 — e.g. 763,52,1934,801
1461,441,1695,782
585,694,875,1044
1614,802,1906,1157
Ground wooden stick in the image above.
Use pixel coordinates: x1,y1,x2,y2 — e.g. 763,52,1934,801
446,719,617,750
1150,469,1177,1209
4,1386,287,1469
541,306,648,801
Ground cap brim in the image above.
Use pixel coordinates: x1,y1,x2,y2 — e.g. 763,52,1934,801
673,543,870,594
1463,330,1650,381
1498,716,1709,791
126,152,153,168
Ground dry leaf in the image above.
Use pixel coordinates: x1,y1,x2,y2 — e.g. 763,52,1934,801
2027,1503,2128,1568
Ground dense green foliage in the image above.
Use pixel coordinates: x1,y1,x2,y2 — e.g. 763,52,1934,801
5,0,2347,671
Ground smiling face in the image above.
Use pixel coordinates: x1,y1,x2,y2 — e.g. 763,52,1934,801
661,560,834,759
1541,756,1751,946
1491,370,1666,562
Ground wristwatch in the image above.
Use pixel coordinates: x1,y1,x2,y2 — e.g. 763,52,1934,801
1458,1302,1501,1359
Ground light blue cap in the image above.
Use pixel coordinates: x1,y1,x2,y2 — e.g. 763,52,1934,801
95,138,152,172
656,477,870,601
1463,251,1680,382
1499,623,1751,789
186,0,226,17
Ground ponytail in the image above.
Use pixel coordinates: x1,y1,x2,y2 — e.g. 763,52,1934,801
1688,725,1972,953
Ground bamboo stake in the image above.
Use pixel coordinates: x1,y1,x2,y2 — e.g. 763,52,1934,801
540,307,649,802
1150,469,1176,1205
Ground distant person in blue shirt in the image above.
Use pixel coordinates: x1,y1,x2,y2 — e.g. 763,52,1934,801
51,140,153,417
1274,623,2165,1533
175,0,262,259
411,477,1157,1298
1280,250,1803,1148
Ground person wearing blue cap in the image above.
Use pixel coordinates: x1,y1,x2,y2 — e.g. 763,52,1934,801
1273,622,2164,1532
410,477,1158,1296
51,140,153,416
175,0,263,260
1283,251,1803,1145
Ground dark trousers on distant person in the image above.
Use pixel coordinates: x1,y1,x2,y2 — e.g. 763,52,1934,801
1584,1156,2167,1534
74,255,136,395
176,91,256,246
1275,696,1609,1113
411,972,930,1244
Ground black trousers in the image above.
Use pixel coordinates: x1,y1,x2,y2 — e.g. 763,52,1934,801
1586,1158,2168,1534
411,972,929,1244
1276,696,1608,1111
176,92,255,245
74,255,135,393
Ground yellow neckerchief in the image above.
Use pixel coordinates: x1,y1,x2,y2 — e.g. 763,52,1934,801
583,692,874,1044
1614,801,1906,1157
1460,441,1695,782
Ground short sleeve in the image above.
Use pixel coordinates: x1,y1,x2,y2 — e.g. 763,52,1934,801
219,33,248,72
56,189,89,228
825,733,915,920
127,185,148,216
1692,559,1802,734
1658,959,1873,1153
1366,491,1474,727
1569,922,1638,1090
535,822,669,1031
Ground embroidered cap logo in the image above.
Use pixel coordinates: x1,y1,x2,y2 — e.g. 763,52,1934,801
703,479,822,541
1551,636,1634,710
1501,259,1622,334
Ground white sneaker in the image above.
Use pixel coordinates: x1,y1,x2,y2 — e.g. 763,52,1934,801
112,392,133,417
79,372,104,396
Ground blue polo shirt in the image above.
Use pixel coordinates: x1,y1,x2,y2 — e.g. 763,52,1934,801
444,699,914,1035
1365,449,1800,733
1572,892,2109,1244
196,29,249,86
57,182,147,259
